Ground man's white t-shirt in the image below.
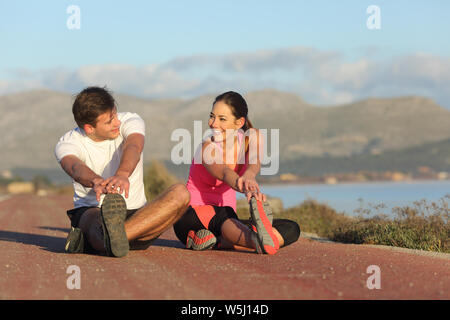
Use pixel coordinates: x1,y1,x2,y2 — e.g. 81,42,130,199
55,112,147,209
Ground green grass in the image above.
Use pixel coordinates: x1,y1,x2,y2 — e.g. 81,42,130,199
237,195,450,253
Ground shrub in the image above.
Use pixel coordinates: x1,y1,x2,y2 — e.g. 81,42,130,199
330,195,450,253
279,199,354,238
240,194,449,253
143,160,179,201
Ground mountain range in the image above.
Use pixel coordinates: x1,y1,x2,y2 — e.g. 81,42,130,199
1,89,450,182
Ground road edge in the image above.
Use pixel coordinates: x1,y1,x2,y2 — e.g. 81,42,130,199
301,232,450,260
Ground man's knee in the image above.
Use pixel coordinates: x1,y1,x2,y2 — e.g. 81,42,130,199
78,208,101,232
168,183,190,207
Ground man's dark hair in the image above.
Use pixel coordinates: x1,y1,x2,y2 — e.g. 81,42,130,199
72,86,116,129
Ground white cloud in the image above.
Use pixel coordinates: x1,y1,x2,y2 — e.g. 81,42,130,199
1,47,449,109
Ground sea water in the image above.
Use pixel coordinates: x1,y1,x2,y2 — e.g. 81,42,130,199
238,180,450,218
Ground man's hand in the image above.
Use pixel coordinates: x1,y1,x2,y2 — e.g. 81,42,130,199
101,173,130,198
92,177,107,202
60,155,109,202
101,132,143,199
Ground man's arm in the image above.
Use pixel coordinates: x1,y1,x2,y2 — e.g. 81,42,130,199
60,155,106,201
102,133,145,198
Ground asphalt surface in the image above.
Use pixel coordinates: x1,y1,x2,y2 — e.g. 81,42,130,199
0,194,448,300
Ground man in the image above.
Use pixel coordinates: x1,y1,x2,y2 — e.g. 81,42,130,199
55,86,190,257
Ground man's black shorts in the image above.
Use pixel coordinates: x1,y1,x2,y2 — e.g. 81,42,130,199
67,206,139,228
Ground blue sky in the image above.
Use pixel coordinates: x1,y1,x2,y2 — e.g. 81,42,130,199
1,1,449,108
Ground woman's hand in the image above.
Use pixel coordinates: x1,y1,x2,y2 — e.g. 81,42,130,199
236,172,266,202
245,190,267,203
236,171,258,192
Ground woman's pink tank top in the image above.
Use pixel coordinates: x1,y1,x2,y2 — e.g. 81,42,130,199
186,130,247,212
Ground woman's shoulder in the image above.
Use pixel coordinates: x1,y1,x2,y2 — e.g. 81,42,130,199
201,139,221,152
190,140,223,165
243,127,261,136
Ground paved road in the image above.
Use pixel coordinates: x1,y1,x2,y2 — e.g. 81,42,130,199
0,195,448,300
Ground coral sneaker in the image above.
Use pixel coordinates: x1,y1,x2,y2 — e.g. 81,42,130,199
249,197,279,254
186,229,217,251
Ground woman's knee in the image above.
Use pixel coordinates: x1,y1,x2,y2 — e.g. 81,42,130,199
272,219,300,247
173,206,200,243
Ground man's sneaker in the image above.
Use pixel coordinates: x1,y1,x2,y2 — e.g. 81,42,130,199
100,193,129,257
65,227,85,253
186,229,217,251
249,197,279,255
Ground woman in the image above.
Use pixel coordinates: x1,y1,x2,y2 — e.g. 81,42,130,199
173,91,300,254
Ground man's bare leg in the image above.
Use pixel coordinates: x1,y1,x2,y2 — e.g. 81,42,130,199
124,183,190,242
77,183,189,253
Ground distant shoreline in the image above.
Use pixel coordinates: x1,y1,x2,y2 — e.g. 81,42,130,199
259,177,450,187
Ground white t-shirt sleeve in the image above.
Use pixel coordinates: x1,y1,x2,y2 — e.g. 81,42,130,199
120,113,146,138
54,133,84,163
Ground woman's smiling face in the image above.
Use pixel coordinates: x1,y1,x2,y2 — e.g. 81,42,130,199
208,101,244,142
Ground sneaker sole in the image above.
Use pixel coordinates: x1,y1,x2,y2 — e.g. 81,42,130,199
186,229,217,251
250,198,279,255
101,194,129,257
251,202,274,231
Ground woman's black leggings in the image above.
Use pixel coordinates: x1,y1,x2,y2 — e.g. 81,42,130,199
173,205,300,247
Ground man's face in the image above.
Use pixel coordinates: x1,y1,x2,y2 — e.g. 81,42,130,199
85,107,121,141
